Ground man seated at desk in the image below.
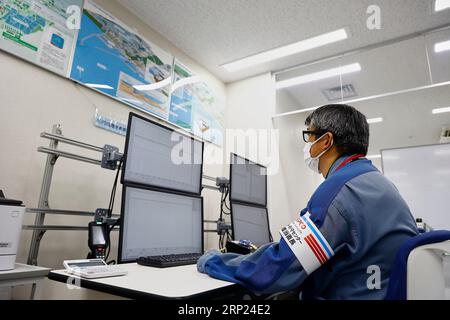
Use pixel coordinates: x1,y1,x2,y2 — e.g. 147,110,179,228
197,104,418,300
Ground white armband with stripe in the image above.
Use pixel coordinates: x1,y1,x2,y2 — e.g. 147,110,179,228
279,212,334,275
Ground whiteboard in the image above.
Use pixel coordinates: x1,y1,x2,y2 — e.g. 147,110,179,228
382,143,450,230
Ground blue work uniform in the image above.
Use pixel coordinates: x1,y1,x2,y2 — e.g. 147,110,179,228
197,155,418,299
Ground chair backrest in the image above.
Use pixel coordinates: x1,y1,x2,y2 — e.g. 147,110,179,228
385,230,450,300
407,241,450,300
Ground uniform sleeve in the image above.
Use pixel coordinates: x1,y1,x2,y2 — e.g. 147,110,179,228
197,204,355,295
197,239,307,294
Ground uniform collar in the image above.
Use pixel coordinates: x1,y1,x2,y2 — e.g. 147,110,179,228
325,155,349,179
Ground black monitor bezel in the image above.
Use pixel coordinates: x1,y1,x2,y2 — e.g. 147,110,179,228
230,201,272,247
118,185,205,264
121,112,204,196
229,152,268,207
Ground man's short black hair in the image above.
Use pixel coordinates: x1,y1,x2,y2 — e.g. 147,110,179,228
305,104,369,156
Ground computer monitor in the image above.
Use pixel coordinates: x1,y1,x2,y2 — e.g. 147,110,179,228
231,202,271,247
229,153,267,206
118,186,203,263
122,113,203,195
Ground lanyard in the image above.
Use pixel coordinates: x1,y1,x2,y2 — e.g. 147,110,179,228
335,154,365,172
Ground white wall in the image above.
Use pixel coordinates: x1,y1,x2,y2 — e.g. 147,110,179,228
0,0,226,299
276,88,302,114
274,90,322,217
224,73,302,238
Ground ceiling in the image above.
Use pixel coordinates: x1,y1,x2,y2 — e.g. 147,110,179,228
116,0,450,159
272,26,450,174
277,27,450,110
118,0,450,83
271,28,450,163
273,83,450,167
354,84,450,157
273,44,450,163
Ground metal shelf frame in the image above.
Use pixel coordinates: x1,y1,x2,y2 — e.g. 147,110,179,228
26,125,123,265
25,125,226,265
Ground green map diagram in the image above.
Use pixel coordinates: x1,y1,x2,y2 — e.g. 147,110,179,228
0,0,82,75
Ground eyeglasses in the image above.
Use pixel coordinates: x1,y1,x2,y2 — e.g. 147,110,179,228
302,130,327,143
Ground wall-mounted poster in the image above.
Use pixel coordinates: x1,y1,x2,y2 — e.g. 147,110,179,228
0,0,82,76
70,0,172,120
169,60,224,146
191,81,224,146
168,61,196,130
0,0,225,146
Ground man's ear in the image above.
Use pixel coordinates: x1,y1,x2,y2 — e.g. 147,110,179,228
323,132,334,148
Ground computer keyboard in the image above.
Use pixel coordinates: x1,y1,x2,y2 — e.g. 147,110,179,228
137,253,203,268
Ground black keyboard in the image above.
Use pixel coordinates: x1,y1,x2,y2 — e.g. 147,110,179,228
137,253,203,268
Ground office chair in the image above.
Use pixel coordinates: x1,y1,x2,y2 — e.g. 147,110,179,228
386,230,450,300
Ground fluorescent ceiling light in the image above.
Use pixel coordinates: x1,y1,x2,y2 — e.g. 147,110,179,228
366,154,381,159
367,117,383,124
85,83,114,90
222,28,349,72
276,63,361,89
435,40,450,53
435,0,450,11
133,78,171,91
432,107,450,114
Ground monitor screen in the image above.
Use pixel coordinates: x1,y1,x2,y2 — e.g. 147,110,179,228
122,113,203,195
119,187,203,263
230,153,267,206
231,202,271,247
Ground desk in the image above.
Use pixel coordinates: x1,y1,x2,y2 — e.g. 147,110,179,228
0,263,50,299
49,263,244,299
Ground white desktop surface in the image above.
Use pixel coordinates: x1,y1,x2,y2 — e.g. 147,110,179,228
0,263,50,299
49,263,238,299
0,263,50,280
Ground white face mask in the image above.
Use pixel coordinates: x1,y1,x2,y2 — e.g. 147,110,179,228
303,133,332,174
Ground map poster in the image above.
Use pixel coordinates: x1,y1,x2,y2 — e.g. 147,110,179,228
168,61,196,130
191,81,224,146
0,0,224,146
70,0,173,120
169,60,224,146
0,0,83,76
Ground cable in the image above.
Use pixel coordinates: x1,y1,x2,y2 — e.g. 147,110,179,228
219,190,225,221
219,231,225,250
223,186,231,211
223,230,230,250
105,217,121,262
104,160,123,263
104,216,121,262
220,186,231,216
218,183,232,250
223,185,231,212
108,160,122,217
226,230,232,243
